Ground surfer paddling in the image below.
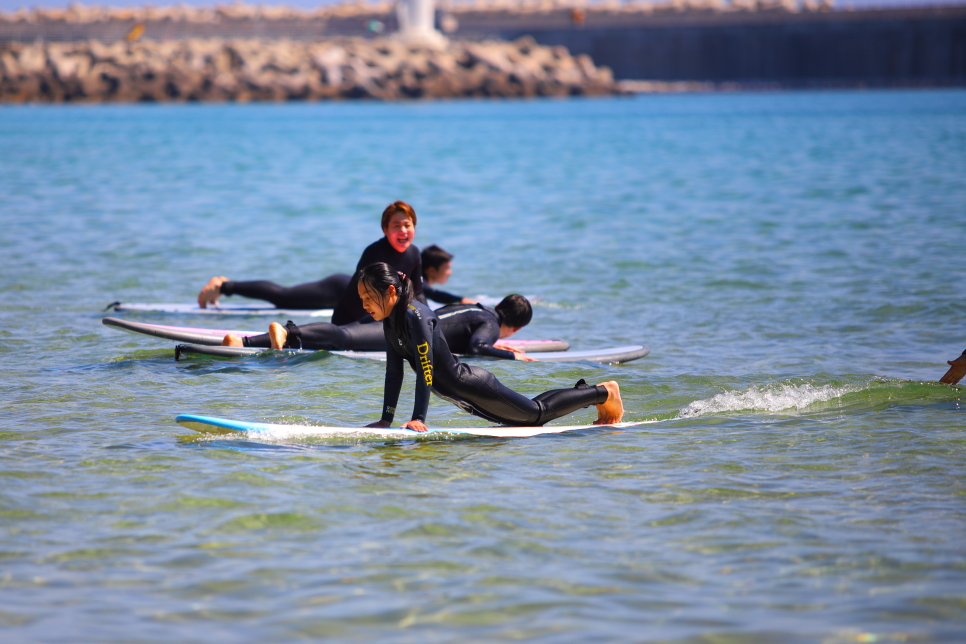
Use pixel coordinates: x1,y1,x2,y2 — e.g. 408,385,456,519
222,295,536,361
940,349,966,385
196,200,426,314
330,201,426,325
356,262,623,431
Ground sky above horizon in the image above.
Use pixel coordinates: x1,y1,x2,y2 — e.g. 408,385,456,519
1,0,963,11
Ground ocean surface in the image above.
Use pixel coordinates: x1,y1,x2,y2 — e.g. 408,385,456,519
2,91,965,643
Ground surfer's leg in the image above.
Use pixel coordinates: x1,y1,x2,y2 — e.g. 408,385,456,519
443,367,609,426
221,274,350,309
292,321,352,350
222,334,244,347
268,323,288,350
532,379,622,425
250,320,350,350
441,365,543,425
242,318,371,351
198,276,228,308
594,381,623,424
219,280,286,307
341,316,387,351
940,349,966,385
235,321,300,349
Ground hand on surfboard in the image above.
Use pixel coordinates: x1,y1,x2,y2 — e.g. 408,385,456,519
365,419,428,433
495,344,535,361
401,420,429,433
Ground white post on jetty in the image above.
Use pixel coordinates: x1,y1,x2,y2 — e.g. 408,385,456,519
395,0,448,47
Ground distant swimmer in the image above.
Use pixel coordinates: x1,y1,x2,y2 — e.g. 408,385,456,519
196,273,350,310
939,349,966,385
223,295,536,361
421,245,477,306
330,201,426,325
357,262,623,431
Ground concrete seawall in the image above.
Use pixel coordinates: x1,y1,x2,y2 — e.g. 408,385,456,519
2,4,964,87
492,7,966,84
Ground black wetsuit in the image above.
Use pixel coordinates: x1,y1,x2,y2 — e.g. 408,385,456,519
331,238,425,325
434,303,516,359
219,274,350,310
243,303,516,360
244,315,386,352
380,300,606,427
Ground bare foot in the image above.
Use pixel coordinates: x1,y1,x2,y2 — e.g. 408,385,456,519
197,276,228,308
268,322,288,350
222,334,243,347
593,381,624,425
940,350,966,385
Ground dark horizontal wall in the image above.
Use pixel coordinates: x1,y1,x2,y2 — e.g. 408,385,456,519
0,15,398,43
501,15,966,83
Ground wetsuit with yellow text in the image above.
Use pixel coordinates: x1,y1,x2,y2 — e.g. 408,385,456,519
381,301,606,427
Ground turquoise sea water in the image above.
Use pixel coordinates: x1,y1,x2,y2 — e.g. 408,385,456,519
2,91,966,642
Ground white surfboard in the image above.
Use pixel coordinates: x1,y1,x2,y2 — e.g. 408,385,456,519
176,414,655,439
172,342,650,364
105,295,517,318
105,302,334,317
102,317,571,353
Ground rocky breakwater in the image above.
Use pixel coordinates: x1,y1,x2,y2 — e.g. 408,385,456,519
0,36,617,103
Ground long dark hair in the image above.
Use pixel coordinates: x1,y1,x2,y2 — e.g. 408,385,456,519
358,262,414,334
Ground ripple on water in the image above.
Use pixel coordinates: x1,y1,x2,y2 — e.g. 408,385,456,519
1,93,966,642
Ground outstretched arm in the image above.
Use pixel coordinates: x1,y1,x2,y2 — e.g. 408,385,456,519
467,319,531,360
424,285,462,305
404,308,437,428
367,331,404,428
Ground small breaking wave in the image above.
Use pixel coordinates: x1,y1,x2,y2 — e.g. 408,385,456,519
679,381,865,418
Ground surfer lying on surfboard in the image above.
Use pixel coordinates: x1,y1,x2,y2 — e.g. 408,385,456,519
221,296,537,361
356,263,624,432
196,201,427,315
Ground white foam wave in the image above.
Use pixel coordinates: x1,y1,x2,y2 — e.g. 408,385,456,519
679,382,862,419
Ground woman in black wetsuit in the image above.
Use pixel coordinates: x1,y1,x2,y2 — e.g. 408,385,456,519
329,200,426,325
195,201,425,314
357,263,624,432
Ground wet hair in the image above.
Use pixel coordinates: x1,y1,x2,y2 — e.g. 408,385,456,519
358,262,415,335
495,294,532,329
381,201,417,231
421,245,454,272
